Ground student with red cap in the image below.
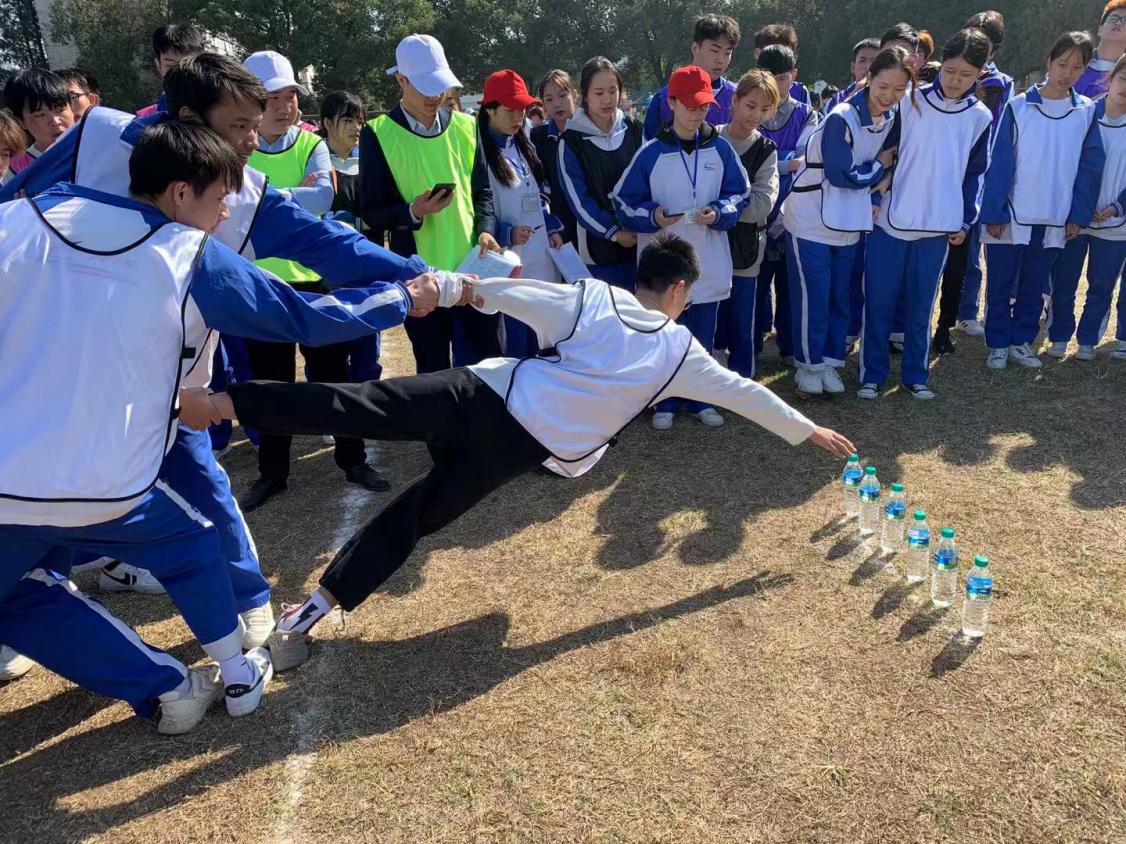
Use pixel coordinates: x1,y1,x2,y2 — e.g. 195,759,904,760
615,65,750,431
477,69,566,356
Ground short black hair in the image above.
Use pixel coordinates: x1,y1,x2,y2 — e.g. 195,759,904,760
637,234,699,294
966,11,1004,48
129,121,243,198
164,52,268,120
3,69,70,119
694,14,741,46
319,90,365,124
757,44,797,75
754,24,798,51
1048,31,1095,65
881,23,919,50
57,68,99,96
853,37,881,59
153,23,206,59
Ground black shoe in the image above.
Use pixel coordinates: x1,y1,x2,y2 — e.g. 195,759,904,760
889,339,904,355
344,463,391,492
239,477,287,513
932,327,956,356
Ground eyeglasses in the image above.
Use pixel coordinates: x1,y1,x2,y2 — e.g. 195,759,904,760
67,91,90,105
1107,13,1126,24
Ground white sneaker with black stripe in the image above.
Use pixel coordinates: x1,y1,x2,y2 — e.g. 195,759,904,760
1008,343,1043,369
225,647,274,717
99,561,166,595
0,646,35,681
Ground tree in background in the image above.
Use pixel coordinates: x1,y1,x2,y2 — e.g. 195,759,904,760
0,0,49,68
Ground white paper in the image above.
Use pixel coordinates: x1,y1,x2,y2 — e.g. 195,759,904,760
546,243,590,283
456,248,523,278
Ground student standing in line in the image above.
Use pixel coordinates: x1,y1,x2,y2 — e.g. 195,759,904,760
1049,54,1126,362
785,47,904,399
1077,1,1126,98
824,38,881,116
752,24,812,106
861,32,993,401
3,69,75,175
981,32,1096,371
755,45,819,367
531,70,579,246
714,70,780,380
558,56,644,291
137,23,206,117
615,65,750,430
479,69,565,358
644,14,742,140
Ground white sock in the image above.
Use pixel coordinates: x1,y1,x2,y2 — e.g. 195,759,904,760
277,592,333,634
219,654,254,688
160,673,192,699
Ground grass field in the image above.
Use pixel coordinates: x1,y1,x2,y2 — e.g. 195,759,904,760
2,296,1125,843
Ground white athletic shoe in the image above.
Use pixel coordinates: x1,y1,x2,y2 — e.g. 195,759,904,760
157,665,222,735
904,383,935,400
651,412,674,431
1008,343,1043,368
795,368,823,397
1112,341,1126,360
986,348,1009,370
856,383,879,400
321,435,335,445
225,647,274,718
0,646,35,681
1047,341,1068,359
957,319,985,337
1076,345,1096,361
820,367,846,394
240,603,275,650
268,628,311,672
695,408,724,427
99,562,166,595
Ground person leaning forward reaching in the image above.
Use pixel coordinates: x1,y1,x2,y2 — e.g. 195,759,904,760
359,34,503,374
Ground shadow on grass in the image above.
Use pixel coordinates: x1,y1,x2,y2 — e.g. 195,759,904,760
850,550,889,586
871,579,923,620
0,572,790,841
897,605,950,642
931,634,982,678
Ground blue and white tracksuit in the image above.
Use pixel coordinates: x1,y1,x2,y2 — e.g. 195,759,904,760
613,122,749,412
783,90,895,372
1,107,428,616
862,83,993,388
980,86,1094,351
1050,98,1126,347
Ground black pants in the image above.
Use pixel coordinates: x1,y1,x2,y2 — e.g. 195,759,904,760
244,338,367,482
937,236,971,331
227,369,550,610
404,308,502,374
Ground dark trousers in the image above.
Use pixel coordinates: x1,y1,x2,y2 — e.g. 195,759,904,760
227,369,550,610
937,232,970,330
244,338,367,482
404,308,502,374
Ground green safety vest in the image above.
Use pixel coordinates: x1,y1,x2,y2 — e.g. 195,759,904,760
371,110,476,270
248,129,324,283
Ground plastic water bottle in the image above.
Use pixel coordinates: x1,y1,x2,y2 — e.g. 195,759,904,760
879,483,907,553
905,510,930,583
962,555,993,637
841,453,863,519
930,527,960,607
858,466,881,535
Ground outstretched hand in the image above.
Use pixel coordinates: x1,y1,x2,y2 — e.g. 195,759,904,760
808,426,855,459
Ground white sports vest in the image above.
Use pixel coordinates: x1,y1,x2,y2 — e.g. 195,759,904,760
1007,95,1093,226
72,106,269,387
1085,108,1126,239
0,196,205,526
787,103,894,238
883,88,993,236
504,279,693,477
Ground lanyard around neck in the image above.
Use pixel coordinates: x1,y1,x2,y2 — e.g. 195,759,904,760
677,129,700,204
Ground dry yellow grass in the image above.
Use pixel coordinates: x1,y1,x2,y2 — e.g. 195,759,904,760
1,292,1124,843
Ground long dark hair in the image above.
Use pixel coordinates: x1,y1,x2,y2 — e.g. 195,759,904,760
578,56,623,111
943,28,991,69
1047,31,1094,66
477,105,547,187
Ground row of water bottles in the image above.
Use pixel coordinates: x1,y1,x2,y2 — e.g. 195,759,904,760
841,454,992,638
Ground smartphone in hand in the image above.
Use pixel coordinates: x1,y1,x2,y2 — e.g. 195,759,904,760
428,183,455,200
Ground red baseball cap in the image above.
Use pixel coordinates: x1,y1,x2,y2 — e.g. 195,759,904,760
668,65,717,109
483,69,541,110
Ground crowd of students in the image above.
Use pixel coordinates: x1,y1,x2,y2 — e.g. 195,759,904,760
1,5,1124,735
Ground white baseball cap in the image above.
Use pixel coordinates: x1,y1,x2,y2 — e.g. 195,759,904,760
386,34,461,97
243,50,309,95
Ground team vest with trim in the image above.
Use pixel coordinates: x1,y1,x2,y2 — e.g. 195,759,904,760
503,279,693,478
1083,99,1126,239
371,110,477,270
248,129,324,282
0,194,204,527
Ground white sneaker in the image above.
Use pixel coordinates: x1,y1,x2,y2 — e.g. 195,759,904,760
225,647,274,718
904,383,935,400
795,368,823,397
157,665,222,735
1047,341,1067,359
856,383,879,400
1112,341,1126,360
986,348,1008,370
268,628,311,672
321,435,335,445
820,367,845,394
1008,343,1043,368
957,319,985,337
1076,345,1096,361
695,408,724,427
99,562,166,595
651,412,674,431
240,603,275,650
0,645,35,680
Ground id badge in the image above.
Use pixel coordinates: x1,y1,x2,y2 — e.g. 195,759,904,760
521,193,541,213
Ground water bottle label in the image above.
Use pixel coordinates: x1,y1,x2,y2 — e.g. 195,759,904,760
859,489,880,502
884,502,906,520
844,477,861,488
933,551,958,570
908,531,930,548
966,578,992,598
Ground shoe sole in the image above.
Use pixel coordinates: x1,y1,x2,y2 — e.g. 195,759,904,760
227,659,275,718
268,630,311,672
1010,359,1043,369
0,660,35,681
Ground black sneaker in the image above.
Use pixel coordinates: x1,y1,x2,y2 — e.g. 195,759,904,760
932,327,956,356
238,477,287,513
344,463,391,492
